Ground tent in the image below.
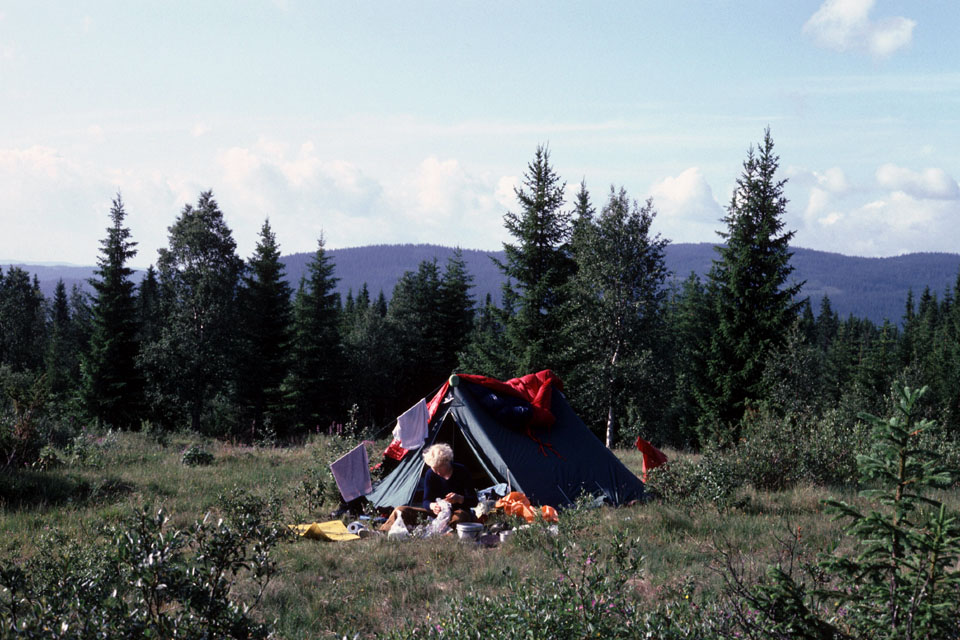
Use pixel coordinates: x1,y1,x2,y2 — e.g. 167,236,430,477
367,370,645,509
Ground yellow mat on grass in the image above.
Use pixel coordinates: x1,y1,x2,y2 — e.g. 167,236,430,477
289,520,361,541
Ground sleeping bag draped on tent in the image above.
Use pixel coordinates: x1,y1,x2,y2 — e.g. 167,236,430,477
367,370,645,509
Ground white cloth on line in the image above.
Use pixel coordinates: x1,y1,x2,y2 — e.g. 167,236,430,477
393,398,429,450
329,444,372,502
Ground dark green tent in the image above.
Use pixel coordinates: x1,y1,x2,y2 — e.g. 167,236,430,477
367,372,645,509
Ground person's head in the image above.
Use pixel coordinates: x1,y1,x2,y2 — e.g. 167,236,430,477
422,443,453,472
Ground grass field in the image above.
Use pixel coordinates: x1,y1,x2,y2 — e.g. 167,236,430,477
1,430,957,638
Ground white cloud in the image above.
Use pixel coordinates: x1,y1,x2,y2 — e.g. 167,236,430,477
875,164,960,200
792,185,960,256
214,141,512,255
816,167,850,194
495,176,519,209
647,168,724,243
788,167,853,231
396,156,505,243
86,124,105,141
191,122,210,137
215,139,386,254
803,0,915,58
805,187,832,220
414,157,470,218
0,144,208,266
0,146,114,263
0,134,518,265
789,159,960,255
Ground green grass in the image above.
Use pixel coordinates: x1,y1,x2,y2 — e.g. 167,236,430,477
2,430,957,638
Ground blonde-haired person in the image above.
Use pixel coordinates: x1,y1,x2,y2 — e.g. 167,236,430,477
379,443,478,532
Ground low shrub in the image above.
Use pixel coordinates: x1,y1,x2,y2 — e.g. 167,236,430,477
0,368,47,470
735,408,866,491
63,428,119,468
0,498,283,638
181,444,215,466
651,408,869,508
646,451,745,513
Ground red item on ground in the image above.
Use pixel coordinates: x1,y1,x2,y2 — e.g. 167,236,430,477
635,437,668,482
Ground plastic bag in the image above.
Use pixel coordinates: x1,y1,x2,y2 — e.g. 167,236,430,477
473,499,495,519
387,513,410,539
425,500,452,537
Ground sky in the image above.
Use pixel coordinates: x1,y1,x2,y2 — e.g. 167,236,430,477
1,0,958,267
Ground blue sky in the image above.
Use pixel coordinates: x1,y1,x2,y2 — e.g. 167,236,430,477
1,0,958,266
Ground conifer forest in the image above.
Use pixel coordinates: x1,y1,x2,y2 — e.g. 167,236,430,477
3,131,959,458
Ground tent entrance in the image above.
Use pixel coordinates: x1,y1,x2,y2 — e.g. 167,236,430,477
409,414,500,507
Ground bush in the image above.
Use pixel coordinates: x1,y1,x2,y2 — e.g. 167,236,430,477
646,451,745,513
0,500,282,638
649,407,872,511
735,408,866,490
182,444,215,466
63,428,118,468
0,368,47,470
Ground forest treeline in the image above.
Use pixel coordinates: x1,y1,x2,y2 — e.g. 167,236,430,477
3,130,960,467
17,244,960,326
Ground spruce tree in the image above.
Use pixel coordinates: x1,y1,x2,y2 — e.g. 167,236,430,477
236,219,293,438
68,285,92,380
664,273,715,447
286,235,344,432
343,294,397,426
700,129,803,445
458,293,513,380
738,386,960,639
437,248,475,375
0,267,46,372
386,260,446,407
496,145,574,375
44,281,76,398
136,265,161,347
80,195,143,429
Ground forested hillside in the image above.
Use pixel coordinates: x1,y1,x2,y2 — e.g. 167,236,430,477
10,244,960,326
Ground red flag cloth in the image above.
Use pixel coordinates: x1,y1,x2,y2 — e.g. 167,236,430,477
635,437,668,482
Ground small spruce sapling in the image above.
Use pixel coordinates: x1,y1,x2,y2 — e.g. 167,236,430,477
820,385,960,639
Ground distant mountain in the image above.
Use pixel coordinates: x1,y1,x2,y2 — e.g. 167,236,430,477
6,243,960,325
282,245,505,308
664,244,960,323
0,264,101,299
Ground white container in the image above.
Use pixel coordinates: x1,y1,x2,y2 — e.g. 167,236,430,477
499,530,514,542
456,522,483,541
